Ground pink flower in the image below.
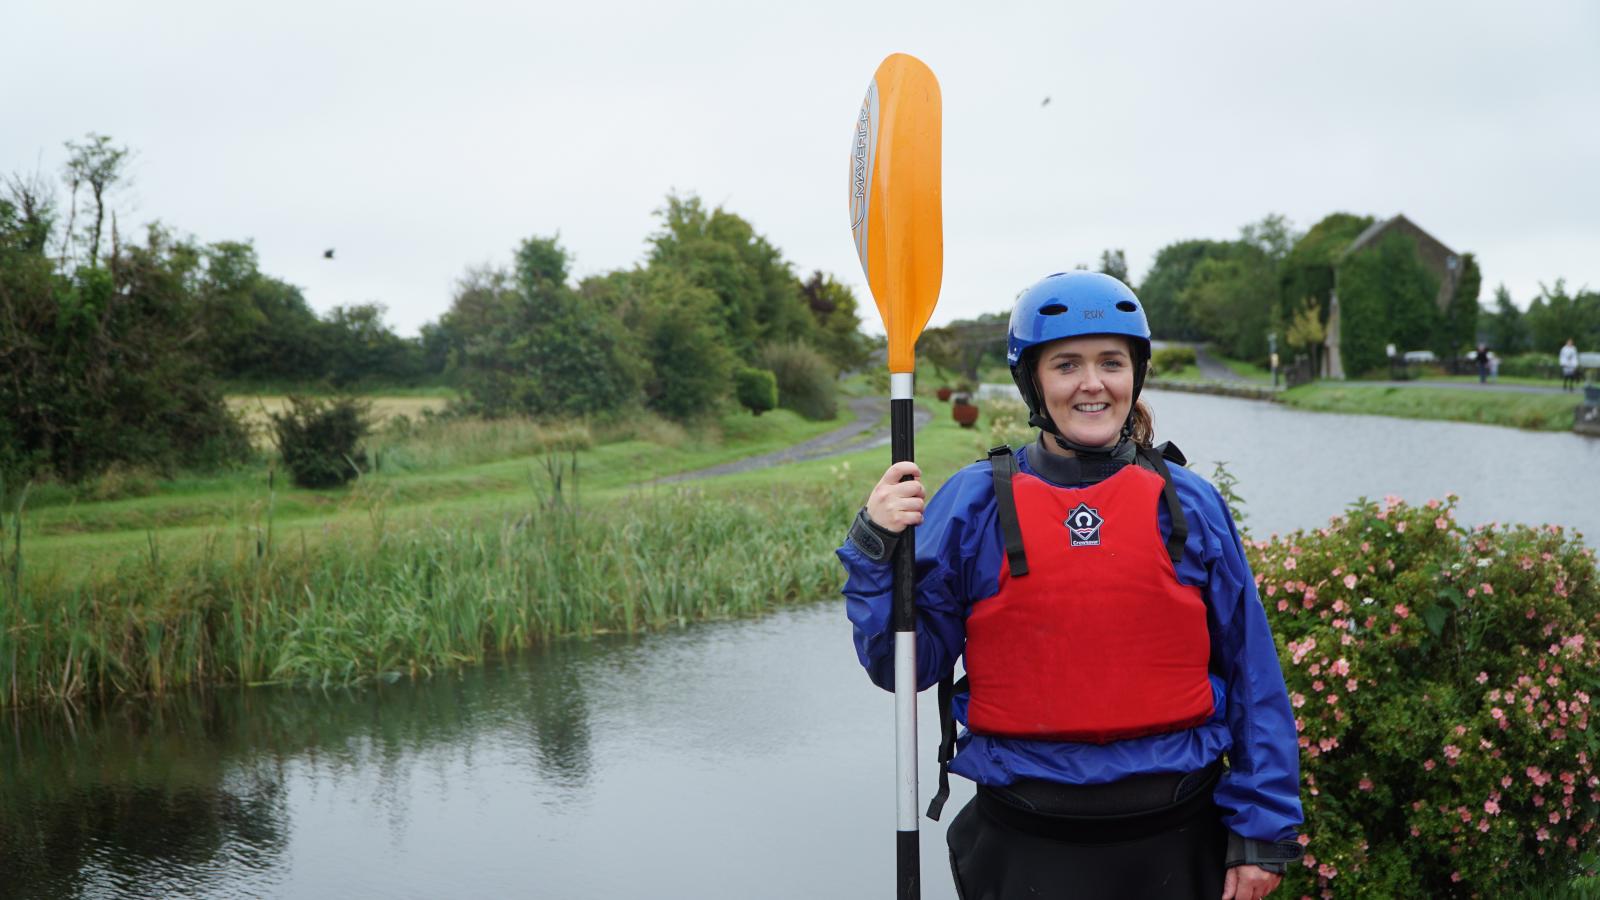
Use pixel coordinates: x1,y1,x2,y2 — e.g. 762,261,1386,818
1478,819,1490,832
1291,692,1305,708
1343,574,1357,590
1435,516,1449,530
1424,759,1436,771
1485,799,1500,814
1396,521,1407,533
1359,778,1374,791
1538,827,1550,841
1331,658,1350,676
1477,671,1489,684
1284,557,1297,571
1452,871,1463,882
1491,707,1505,720
1395,604,1410,619
1277,600,1289,612
1326,694,1339,706
1480,582,1493,595
1346,678,1359,692
1551,811,1562,824
1443,745,1461,761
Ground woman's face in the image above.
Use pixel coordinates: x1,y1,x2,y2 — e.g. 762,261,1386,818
1033,335,1135,450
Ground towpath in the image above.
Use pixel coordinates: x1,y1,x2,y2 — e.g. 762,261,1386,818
653,396,933,484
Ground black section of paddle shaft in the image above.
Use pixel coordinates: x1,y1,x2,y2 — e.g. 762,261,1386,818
891,399,917,633
897,830,921,900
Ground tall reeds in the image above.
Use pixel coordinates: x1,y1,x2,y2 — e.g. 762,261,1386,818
0,455,857,709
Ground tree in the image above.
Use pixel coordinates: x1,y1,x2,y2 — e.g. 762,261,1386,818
1239,212,1299,263
1279,213,1375,372
195,241,327,382
647,194,814,359
1098,248,1128,285
1139,239,1235,340
0,218,251,484
1524,280,1600,355
797,270,870,372
61,133,130,268
1178,245,1277,362
448,236,642,418
1435,253,1481,360
1481,284,1528,355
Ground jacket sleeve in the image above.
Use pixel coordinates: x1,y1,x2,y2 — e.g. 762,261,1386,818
837,464,997,692
1186,477,1305,843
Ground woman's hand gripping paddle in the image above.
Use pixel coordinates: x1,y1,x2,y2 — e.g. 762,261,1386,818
849,52,942,900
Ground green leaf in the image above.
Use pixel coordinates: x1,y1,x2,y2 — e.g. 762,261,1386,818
1422,605,1448,636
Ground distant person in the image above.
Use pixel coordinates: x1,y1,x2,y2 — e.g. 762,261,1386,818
1561,338,1581,392
1475,343,1491,384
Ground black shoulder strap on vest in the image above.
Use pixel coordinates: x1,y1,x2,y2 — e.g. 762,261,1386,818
988,445,1028,578
926,673,967,821
1137,444,1188,567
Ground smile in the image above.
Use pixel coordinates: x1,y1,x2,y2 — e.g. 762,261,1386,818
1074,403,1110,413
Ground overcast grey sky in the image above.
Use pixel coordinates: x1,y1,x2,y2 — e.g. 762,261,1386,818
6,0,1597,337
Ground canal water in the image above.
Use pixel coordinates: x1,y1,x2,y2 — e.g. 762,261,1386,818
3,393,1598,898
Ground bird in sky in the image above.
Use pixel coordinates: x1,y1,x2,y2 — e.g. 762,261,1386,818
323,248,335,260
1041,96,1051,107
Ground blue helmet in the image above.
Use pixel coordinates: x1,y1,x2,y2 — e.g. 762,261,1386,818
1007,271,1152,447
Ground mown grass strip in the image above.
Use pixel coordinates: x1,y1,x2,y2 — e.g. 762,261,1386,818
1281,383,1582,432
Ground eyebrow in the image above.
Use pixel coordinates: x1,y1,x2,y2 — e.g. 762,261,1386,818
1045,349,1129,362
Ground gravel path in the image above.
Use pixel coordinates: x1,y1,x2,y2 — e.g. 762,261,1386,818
651,396,934,485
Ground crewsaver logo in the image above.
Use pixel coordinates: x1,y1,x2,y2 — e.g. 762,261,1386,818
1065,502,1104,547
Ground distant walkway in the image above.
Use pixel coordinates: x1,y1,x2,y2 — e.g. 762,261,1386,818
651,396,933,485
1356,379,1575,396
1151,341,1249,382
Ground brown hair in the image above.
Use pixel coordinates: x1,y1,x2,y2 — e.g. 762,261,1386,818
1129,399,1155,448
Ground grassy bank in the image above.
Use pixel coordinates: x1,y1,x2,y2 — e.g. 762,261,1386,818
1281,382,1583,431
0,389,989,708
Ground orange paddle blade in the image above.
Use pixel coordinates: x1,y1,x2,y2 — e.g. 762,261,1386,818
849,53,943,374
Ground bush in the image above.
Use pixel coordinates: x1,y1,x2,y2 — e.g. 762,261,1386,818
269,395,373,488
1248,495,1600,896
1497,353,1561,380
1151,346,1198,376
734,367,778,416
757,342,837,421
984,398,1034,451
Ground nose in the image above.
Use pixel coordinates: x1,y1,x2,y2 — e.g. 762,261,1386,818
1081,367,1105,392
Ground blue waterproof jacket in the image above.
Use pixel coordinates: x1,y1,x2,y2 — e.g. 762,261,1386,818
838,442,1304,844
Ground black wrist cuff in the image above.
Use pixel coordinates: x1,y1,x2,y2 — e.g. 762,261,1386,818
1225,832,1303,875
848,507,901,562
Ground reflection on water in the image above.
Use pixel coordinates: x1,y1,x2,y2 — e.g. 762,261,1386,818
0,607,942,899
0,637,611,899
3,395,1596,897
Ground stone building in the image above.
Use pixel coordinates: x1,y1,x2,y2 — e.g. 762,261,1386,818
1323,214,1463,379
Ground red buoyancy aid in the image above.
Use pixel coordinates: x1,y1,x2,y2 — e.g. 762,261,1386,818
963,464,1214,744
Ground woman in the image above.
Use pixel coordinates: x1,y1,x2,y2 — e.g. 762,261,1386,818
1561,338,1580,392
838,272,1303,899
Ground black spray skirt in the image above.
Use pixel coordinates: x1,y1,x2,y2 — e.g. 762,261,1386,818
946,762,1226,900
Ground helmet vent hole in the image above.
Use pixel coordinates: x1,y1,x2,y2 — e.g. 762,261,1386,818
1039,303,1068,316
1116,300,1138,313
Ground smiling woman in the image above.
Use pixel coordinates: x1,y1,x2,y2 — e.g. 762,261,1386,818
1032,336,1135,451
842,272,1304,899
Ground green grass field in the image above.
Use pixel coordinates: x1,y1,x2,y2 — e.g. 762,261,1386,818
0,384,1002,708
1281,383,1584,431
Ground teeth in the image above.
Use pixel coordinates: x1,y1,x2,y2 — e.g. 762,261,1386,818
1075,403,1108,412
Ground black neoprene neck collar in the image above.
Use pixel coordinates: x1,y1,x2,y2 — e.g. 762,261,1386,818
1024,433,1136,487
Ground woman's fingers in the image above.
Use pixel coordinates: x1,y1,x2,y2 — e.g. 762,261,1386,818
865,462,926,532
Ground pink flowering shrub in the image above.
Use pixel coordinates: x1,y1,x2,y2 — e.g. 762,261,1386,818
1248,494,1600,897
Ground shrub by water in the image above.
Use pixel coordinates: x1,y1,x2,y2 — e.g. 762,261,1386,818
1251,495,1599,896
